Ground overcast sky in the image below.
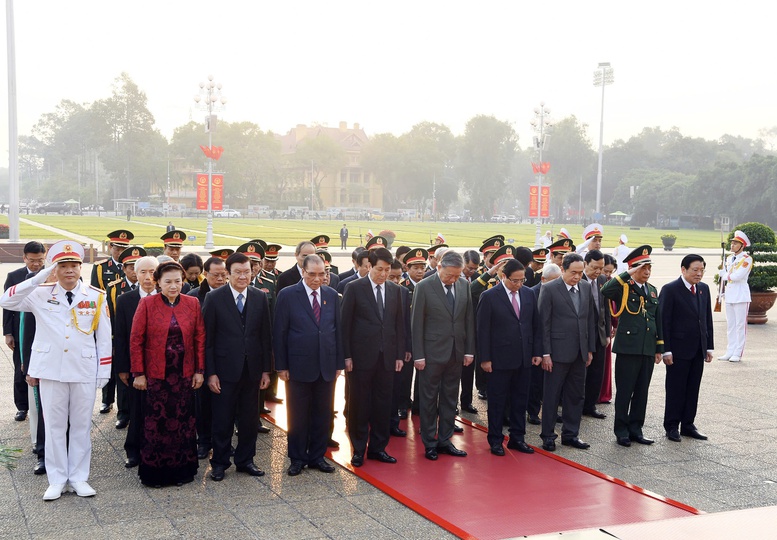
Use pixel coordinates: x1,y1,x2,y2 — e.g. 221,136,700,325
2,1,775,158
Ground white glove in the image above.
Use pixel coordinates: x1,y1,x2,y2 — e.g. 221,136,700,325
31,263,55,286
96,378,109,389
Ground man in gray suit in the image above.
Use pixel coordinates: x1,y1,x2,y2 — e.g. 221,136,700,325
538,253,597,452
412,251,475,461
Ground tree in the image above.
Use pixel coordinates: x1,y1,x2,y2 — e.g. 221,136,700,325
290,134,347,210
457,115,517,219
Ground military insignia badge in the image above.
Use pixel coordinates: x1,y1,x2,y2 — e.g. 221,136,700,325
173,233,180,240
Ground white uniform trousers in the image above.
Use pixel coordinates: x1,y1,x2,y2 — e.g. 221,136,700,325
39,379,96,485
725,302,749,357
28,385,38,447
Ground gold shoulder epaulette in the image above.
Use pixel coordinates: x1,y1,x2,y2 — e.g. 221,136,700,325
105,277,123,288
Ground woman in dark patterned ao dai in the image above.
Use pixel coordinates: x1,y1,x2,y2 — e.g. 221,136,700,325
130,261,205,487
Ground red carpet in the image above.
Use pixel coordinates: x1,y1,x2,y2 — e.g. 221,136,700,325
264,378,698,539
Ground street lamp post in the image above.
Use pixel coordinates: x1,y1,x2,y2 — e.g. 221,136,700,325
194,75,226,249
593,62,614,217
530,102,552,247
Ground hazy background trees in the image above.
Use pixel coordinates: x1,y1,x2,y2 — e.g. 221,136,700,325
12,73,777,227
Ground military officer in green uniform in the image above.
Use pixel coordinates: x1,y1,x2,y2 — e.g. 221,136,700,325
105,246,146,429
91,229,133,291
471,236,506,306
262,244,282,280
209,248,234,261
601,245,664,448
312,234,339,275
547,238,575,267
160,230,187,261
259,243,283,405
398,248,428,420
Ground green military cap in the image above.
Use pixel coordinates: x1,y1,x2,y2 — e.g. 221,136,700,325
312,235,331,250
404,248,429,266
237,242,265,261
264,244,282,260
366,235,388,250
548,238,575,255
532,248,548,263
118,246,146,265
427,243,448,255
161,230,187,247
249,239,269,251
480,237,503,254
209,248,235,261
107,229,134,247
624,245,653,267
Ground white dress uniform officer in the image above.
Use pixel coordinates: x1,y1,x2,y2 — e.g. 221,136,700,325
719,230,753,362
576,223,603,255
0,240,112,501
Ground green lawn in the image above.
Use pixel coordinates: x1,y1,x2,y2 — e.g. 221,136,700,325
11,215,727,250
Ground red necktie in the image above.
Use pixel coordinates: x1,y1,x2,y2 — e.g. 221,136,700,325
311,290,321,323
511,291,520,319
690,284,695,295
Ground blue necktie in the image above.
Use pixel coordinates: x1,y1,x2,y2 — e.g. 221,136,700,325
237,293,244,313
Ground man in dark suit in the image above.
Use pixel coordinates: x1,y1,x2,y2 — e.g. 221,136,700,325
412,250,475,461
204,253,272,481
538,253,597,452
581,250,612,420
276,241,316,293
337,249,371,294
337,247,364,281
114,256,159,468
388,259,413,437
477,258,543,456
3,241,46,422
659,254,713,443
342,248,405,467
274,255,344,476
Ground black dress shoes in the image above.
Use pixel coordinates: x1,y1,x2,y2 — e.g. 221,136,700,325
629,434,655,445
261,406,271,414
210,466,225,481
124,456,139,468
351,453,364,467
265,395,283,404
437,443,467,457
490,445,505,456
390,427,407,437
541,440,556,452
327,438,340,448
398,409,408,419
14,410,27,421
367,451,397,463
477,390,487,400
561,437,590,449
453,425,464,433
507,440,535,454
309,459,335,473
257,425,271,434
287,461,304,476
556,414,563,424
617,437,632,447
34,458,46,475
115,418,129,429
197,446,210,459
527,414,541,425
681,427,708,440
461,403,478,414
99,403,113,414
425,447,438,461
583,409,607,419
667,429,682,442
236,462,265,476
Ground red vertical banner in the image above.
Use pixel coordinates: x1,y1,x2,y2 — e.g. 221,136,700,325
529,185,539,218
211,174,224,211
196,174,208,210
540,186,550,218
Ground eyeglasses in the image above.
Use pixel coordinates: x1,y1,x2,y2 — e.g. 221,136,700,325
505,277,527,285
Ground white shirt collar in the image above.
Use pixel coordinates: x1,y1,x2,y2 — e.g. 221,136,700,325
139,288,156,299
229,283,248,303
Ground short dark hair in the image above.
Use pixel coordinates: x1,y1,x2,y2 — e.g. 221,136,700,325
395,245,411,260
303,254,325,270
153,261,184,282
514,246,533,266
503,259,525,278
356,250,371,266
603,254,617,267
204,257,225,272
225,252,250,273
681,254,706,270
180,253,203,271
562,252,584,270
295,241,315,255
584,249,604,263
24,241,46,254
351,247,365,261
463,249,481,265
390,259,402,270
368,247,393,267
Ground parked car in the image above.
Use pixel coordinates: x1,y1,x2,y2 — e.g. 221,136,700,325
141,208,164,217
214,209,242,218
36,202,76,215
447,214,461,222
490,214,507,223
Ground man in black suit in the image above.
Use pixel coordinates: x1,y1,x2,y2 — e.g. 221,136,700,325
3,241,46,422
114,255,159,468
581,250,612,420
477,258,543,456
659,254,714,443
274,255,344,476
276,241,316,293
204,253,272,481
338,247,364,281
337,249,371,294
538,253,597,452
341,248,405,467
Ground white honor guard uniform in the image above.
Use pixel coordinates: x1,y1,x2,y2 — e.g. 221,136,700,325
0,241,112,500
719,230,753,362
613,234,630,274
576,223,603,255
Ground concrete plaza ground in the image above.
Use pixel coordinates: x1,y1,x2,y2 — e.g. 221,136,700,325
0,246,776,538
